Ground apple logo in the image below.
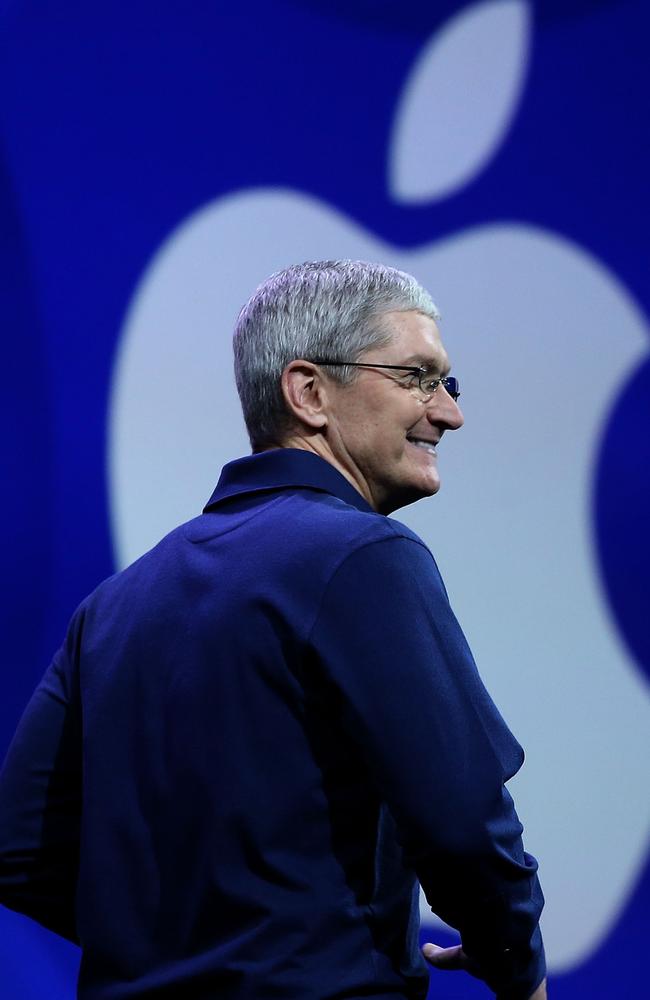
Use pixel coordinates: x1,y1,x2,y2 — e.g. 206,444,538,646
108,0,650,976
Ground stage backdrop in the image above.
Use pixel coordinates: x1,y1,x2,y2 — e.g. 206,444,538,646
1,2,648,997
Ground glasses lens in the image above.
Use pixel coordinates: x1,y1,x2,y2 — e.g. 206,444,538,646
442,376,460,400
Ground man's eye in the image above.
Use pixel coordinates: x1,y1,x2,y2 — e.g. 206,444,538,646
421,375,440,392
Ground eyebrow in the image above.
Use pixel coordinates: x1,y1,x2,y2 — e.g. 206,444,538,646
403,354,452,377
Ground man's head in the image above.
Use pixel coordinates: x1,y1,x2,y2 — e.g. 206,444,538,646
233,260,463,513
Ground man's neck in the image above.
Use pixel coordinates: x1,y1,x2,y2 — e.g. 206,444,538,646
267,436,377,512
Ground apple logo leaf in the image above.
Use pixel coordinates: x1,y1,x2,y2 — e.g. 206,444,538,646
389,0,531,203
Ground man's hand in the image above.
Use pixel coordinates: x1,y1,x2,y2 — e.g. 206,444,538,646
422,942,472,971
421,942,547,999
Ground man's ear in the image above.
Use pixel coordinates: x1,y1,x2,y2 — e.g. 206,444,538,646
281,361,329,432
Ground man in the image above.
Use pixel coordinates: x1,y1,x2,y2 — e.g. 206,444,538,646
0,260,546,999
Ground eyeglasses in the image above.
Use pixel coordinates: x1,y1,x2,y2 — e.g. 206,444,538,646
309,359,461,402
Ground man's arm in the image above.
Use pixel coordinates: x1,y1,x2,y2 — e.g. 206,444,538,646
0,612,83,943
309,533,546,1000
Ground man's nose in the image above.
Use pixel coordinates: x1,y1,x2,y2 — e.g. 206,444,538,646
426,386,464,430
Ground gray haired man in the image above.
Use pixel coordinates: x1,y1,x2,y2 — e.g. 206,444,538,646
0,260,546,1000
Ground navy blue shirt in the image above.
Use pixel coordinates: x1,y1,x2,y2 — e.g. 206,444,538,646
0,449,545,999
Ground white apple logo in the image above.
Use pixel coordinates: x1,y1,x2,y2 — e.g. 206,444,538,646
108,0,650,975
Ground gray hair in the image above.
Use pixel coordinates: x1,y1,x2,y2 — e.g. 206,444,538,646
233,259,440,451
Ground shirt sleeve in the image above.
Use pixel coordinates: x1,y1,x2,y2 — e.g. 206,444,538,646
308,534,546,1000
0,607,84,944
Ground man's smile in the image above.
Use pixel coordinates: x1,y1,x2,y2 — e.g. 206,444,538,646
406,435,439,457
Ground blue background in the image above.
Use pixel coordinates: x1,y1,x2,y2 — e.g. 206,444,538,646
1,1,648,996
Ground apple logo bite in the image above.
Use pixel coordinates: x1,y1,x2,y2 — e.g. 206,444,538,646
108,0,650,975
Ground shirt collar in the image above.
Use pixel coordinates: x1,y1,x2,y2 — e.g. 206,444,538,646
203,449,375,515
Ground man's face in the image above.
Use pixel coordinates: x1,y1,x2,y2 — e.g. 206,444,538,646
324,310,464,514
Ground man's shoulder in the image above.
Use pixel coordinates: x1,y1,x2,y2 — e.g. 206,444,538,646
274,490,431,566
82,492,433,616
